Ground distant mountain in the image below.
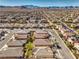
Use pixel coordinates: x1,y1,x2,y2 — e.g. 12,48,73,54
0,5,40,9
0,5,79,9
47,6,79,9
20,5,39,8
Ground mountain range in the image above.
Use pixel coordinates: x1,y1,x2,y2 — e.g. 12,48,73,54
0,5,79,9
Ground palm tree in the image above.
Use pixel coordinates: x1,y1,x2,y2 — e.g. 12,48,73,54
23,31,35,59
24,42,35,50
24,42,35,58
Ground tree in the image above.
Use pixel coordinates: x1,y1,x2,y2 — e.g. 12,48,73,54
24,42,35,50
23,31,35,59
24,42,34,58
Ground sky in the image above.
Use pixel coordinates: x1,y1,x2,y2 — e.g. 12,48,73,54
0,0,79,7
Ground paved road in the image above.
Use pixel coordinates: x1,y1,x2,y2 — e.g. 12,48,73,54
43,11,76,59
0,31,14,51
46,10,79,35
60,20,79,35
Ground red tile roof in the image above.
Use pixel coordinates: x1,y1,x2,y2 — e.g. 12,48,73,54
34,39,52,46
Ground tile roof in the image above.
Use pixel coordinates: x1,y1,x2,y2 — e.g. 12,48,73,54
0,47,23,57
34,39,52,46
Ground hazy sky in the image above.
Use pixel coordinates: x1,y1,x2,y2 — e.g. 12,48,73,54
0,0,79,7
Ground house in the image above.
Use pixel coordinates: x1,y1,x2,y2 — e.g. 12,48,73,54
7,40,26,47
0,47,23,59
34,39,52,47
33,47,53,59
35,33,49,39
15,33,27,40
35,30,50,39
